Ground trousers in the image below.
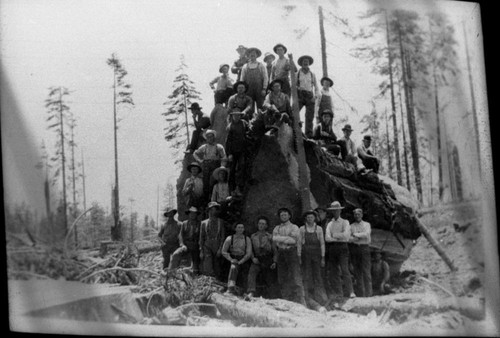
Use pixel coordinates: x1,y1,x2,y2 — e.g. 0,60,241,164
277,247,306,306
328,242,353,296
298,90,315,138
349,244,372,297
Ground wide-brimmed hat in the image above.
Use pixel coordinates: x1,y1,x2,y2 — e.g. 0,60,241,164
277,207,292,217
320,77,334,87
188,102,202,110
212,166,229,180
187,162,202,172
297,55,314,66
205,129,216,138
163,207,177,217
236,45,247,52
342,124,353,132
327,201,345,210
207,201,221,210
245,47,262,58
263,52,276,63
273,43,287,54
363,135,372,141
229,108,245,115
185,206,200,215
233,81,248,93
269,78,285,89
321,109,334,117
219,64,230,73
303,209,318,218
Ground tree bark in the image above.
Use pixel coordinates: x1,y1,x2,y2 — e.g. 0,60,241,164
59,88,68,235
397,80,411,192
318,6,328,77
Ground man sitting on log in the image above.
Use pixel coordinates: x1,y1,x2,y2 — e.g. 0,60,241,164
371,248,391,296
312,109,346,158
338,124,358,168
262,79,292,131
272,207,307,307
221,223,252,294
357,135,380,174
199,202,226,280
158,207,181,270
193,130,227,203
349,208,373,297
169,206,202,275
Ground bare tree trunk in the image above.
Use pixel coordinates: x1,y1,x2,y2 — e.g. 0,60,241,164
70,115,77,245
398,81,411,191
183,91,190,145
81,149,87,212
384,108,393,178
59,88,68,235
385,10,402,186
318,6,328,77
112,72,122,241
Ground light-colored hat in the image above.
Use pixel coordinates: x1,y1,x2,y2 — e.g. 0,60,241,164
245,47,262,58
229,108,245,115
273,43,287,54
297,55,314,66
205,129,216,137
185,206,200,215
207,201,221,209
263,52,276,63
187,162,202,172
212,166,229,180
219,64,230,73
236,45,247,52
327,201,344,210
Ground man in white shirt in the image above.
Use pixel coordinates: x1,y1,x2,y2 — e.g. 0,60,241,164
296,55,319,138
324,201,355,298
357,135,380,174
349,208,372,297
338,124,359,168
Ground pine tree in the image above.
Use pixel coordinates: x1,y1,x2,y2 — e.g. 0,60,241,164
162,55,201,161
107,53,134,241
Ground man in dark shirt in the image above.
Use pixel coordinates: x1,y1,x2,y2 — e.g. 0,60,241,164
186,102,211,153
231,45,249,82
158,207,181,270
227,81,254,122
225,108,249,196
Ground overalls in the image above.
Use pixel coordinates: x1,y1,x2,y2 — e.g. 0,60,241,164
302,226,328,304
201,218,224,278
317,93,332,121
245,64,265,111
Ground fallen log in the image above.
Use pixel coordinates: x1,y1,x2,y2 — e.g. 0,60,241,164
340,293,484,321
416,217,457,271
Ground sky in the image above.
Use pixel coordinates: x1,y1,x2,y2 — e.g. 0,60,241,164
0,0,490,223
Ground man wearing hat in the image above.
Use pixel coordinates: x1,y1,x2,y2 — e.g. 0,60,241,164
272,207,307,306
270,43,291,96
314,76,334,123
349,208,372,297
263,78,292,129
231,45,249,82
357,135,380,174
299,210,328,309
199,201,226,279
182,162,204,210
193,129,227,203
325,201,355,298
186,102,211,153
227,81,254,122
338,124,358,167
211,166,230,204
209,64,234,107
225,108,249,196
263,52,276,79
240,47,268,111
158,207,182,270
169,206,202,274
296,55,319,138
312,109,342,157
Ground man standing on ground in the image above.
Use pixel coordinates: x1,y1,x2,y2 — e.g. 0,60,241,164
158,207,181,270
349,208,372,297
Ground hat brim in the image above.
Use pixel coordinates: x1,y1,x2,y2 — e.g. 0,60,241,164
187,164,202,172
327,207,345,210
219,64,230,73
212,167,229,180
273,44,287,54
246,48,262,58
207,204,221,209
185,209,200,215
264,55,275,62
298,56,314,66
320,77,334,87
164,210,177,216
342,128,353,131
233,81,248,93
277,208,292,216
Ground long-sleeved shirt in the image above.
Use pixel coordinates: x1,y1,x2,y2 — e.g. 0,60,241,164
240,61,268,90
314,89,333,117
313,122,337,144
272,221,301,256
251,231,273,257
231,56,248,81
270,57,290,81
325,217,351,243
296,68,319,95
182,176,203,198
227,93,253,117
193,143,226,162
339,136,357,157
179,219,201,248
350,220,371,245
299,224,325,258
263,91,291,114
158,218,181,245
221,234,252,263
193,113,211,131
225,119,248,154
209,74,233,91
211,182,230,203
199,217,225,249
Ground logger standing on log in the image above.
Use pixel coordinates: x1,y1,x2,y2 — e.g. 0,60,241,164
186,102,211,154
209,64,234,107
158,207,181,270
231,45,248,82
270,43,291,96
296,55,319,139
246,216,277,299
338,124,358,168
182,162,204,210
221,223,252,294
349,208,373,297
240,47,268,113
314,77,334,123
300,210,328,308
312,109,345,159
169,206,202,274
263,52,275,80
227,81,254,122
193,130,227,204
272,207,307,306
199,202,226,279
325,201,355,298
225,108,249,197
